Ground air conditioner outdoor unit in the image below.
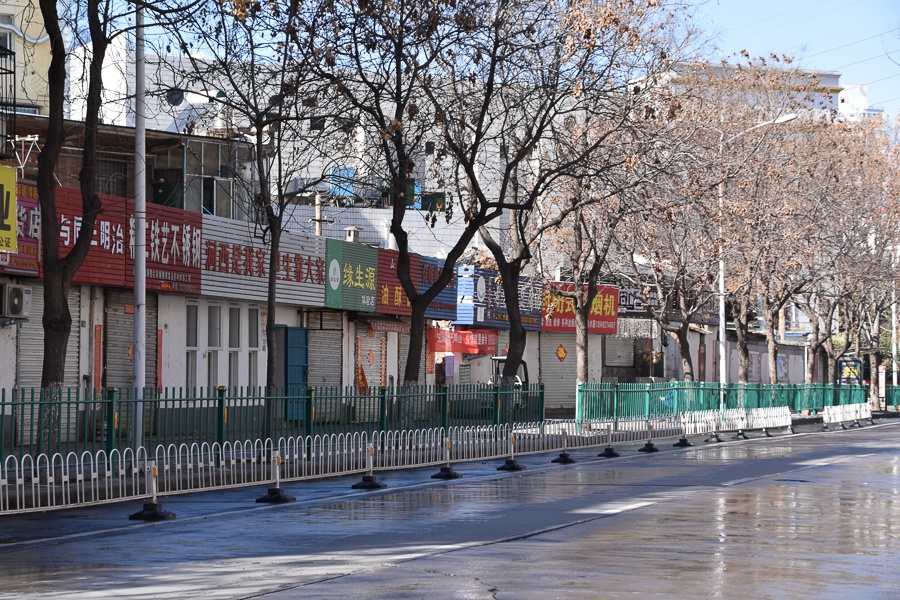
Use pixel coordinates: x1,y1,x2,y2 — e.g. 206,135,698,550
0,284,31,318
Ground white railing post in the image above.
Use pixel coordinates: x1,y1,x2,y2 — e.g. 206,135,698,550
552,428,574,464
256,450,295,503
352,443,387,489
432,437,461,480
497,434,524,471
128,461,176,521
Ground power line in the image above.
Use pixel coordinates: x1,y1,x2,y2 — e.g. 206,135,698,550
722,0,838,33
865,72,900,86
834,48,900,71
728,0,869,42
804,28,900,60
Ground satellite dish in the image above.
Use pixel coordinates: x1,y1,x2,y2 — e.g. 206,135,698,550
165,88,184,106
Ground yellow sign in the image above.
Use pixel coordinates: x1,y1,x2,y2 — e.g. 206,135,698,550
0,164,17,254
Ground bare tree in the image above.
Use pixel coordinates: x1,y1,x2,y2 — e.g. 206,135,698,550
674,59,818,383
435,0,692,382
154,0,353,388
303,0,517,384
36,0,187,451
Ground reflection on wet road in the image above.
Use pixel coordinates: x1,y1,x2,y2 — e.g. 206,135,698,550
1,425,899,599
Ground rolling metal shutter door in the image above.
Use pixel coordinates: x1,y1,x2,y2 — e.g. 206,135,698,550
105,290,158,389
605,336,634,367
398,329,426,385
308,310,342,388
539,332,576,409
398,332,410,387
355,331,386,423
358,331,387,389
15,284,83,446
16,283,82,389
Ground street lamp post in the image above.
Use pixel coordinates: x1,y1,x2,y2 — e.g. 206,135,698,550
717,113,797,410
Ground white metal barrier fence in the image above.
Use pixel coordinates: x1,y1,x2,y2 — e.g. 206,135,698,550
822,402,872,427
0,413,800,516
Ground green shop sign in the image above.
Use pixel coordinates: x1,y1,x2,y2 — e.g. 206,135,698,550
325,238,377,312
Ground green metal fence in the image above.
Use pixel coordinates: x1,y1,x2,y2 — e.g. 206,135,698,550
885,386,900,410
0,383,545,461
577,382,870,421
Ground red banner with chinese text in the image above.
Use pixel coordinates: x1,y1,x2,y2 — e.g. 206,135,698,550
427,327,498,355
541,283,619,334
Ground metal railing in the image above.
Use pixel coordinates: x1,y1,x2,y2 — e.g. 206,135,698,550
0,384,545,462
0,418,684,515
1,379,881,516
576,382,870,421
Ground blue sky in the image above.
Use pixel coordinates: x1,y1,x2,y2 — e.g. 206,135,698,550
696,0,900,118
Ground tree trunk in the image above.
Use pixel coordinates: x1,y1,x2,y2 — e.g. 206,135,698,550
495,260,527,383
265,224,281,389
805,341,819,384
37,0,106,454
825,355,836,384
868,352,880,408
764,309,779,383
675,324,694,382
805,319,822,384
868,312,882,407
732,296,751,383
403,298,429,386
574,288,596,385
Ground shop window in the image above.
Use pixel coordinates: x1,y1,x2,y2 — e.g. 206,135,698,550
185,303,198,389
207,305,221,388
228,307,241,388
248,308,260,388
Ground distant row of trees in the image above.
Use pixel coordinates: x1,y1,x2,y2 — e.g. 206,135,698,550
34,0,900,409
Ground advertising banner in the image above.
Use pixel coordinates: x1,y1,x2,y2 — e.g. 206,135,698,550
325,238,377,312
202,215,325,304
541,283,619,334
427,326,498,355
455,266,542,330
419,255,457,320
0,164,17,254
55,188,128,287
376,248,415,316
0,182,38,276
127,199,203,295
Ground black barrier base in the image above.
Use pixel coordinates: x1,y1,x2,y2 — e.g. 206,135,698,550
0,533,15,544
256,487,296,503
787,425,797,434
841,421,849,430
638,441,658,453
497,459,525,472
431,466,462,480
850,420,862,428
760,428,773,438
128,501,176,521
820,423,831,432
673,437,692,447
598,446,620,458
352,475,387,489
551,452,575,464
705,432,723,443
732,430,749,440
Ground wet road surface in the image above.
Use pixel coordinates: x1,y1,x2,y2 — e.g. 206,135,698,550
1,422,899,599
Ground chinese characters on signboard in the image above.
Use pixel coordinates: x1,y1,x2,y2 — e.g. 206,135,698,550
325,238,377,312
541,283,619,334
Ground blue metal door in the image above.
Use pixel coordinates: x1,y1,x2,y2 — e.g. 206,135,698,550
284,327,309,420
